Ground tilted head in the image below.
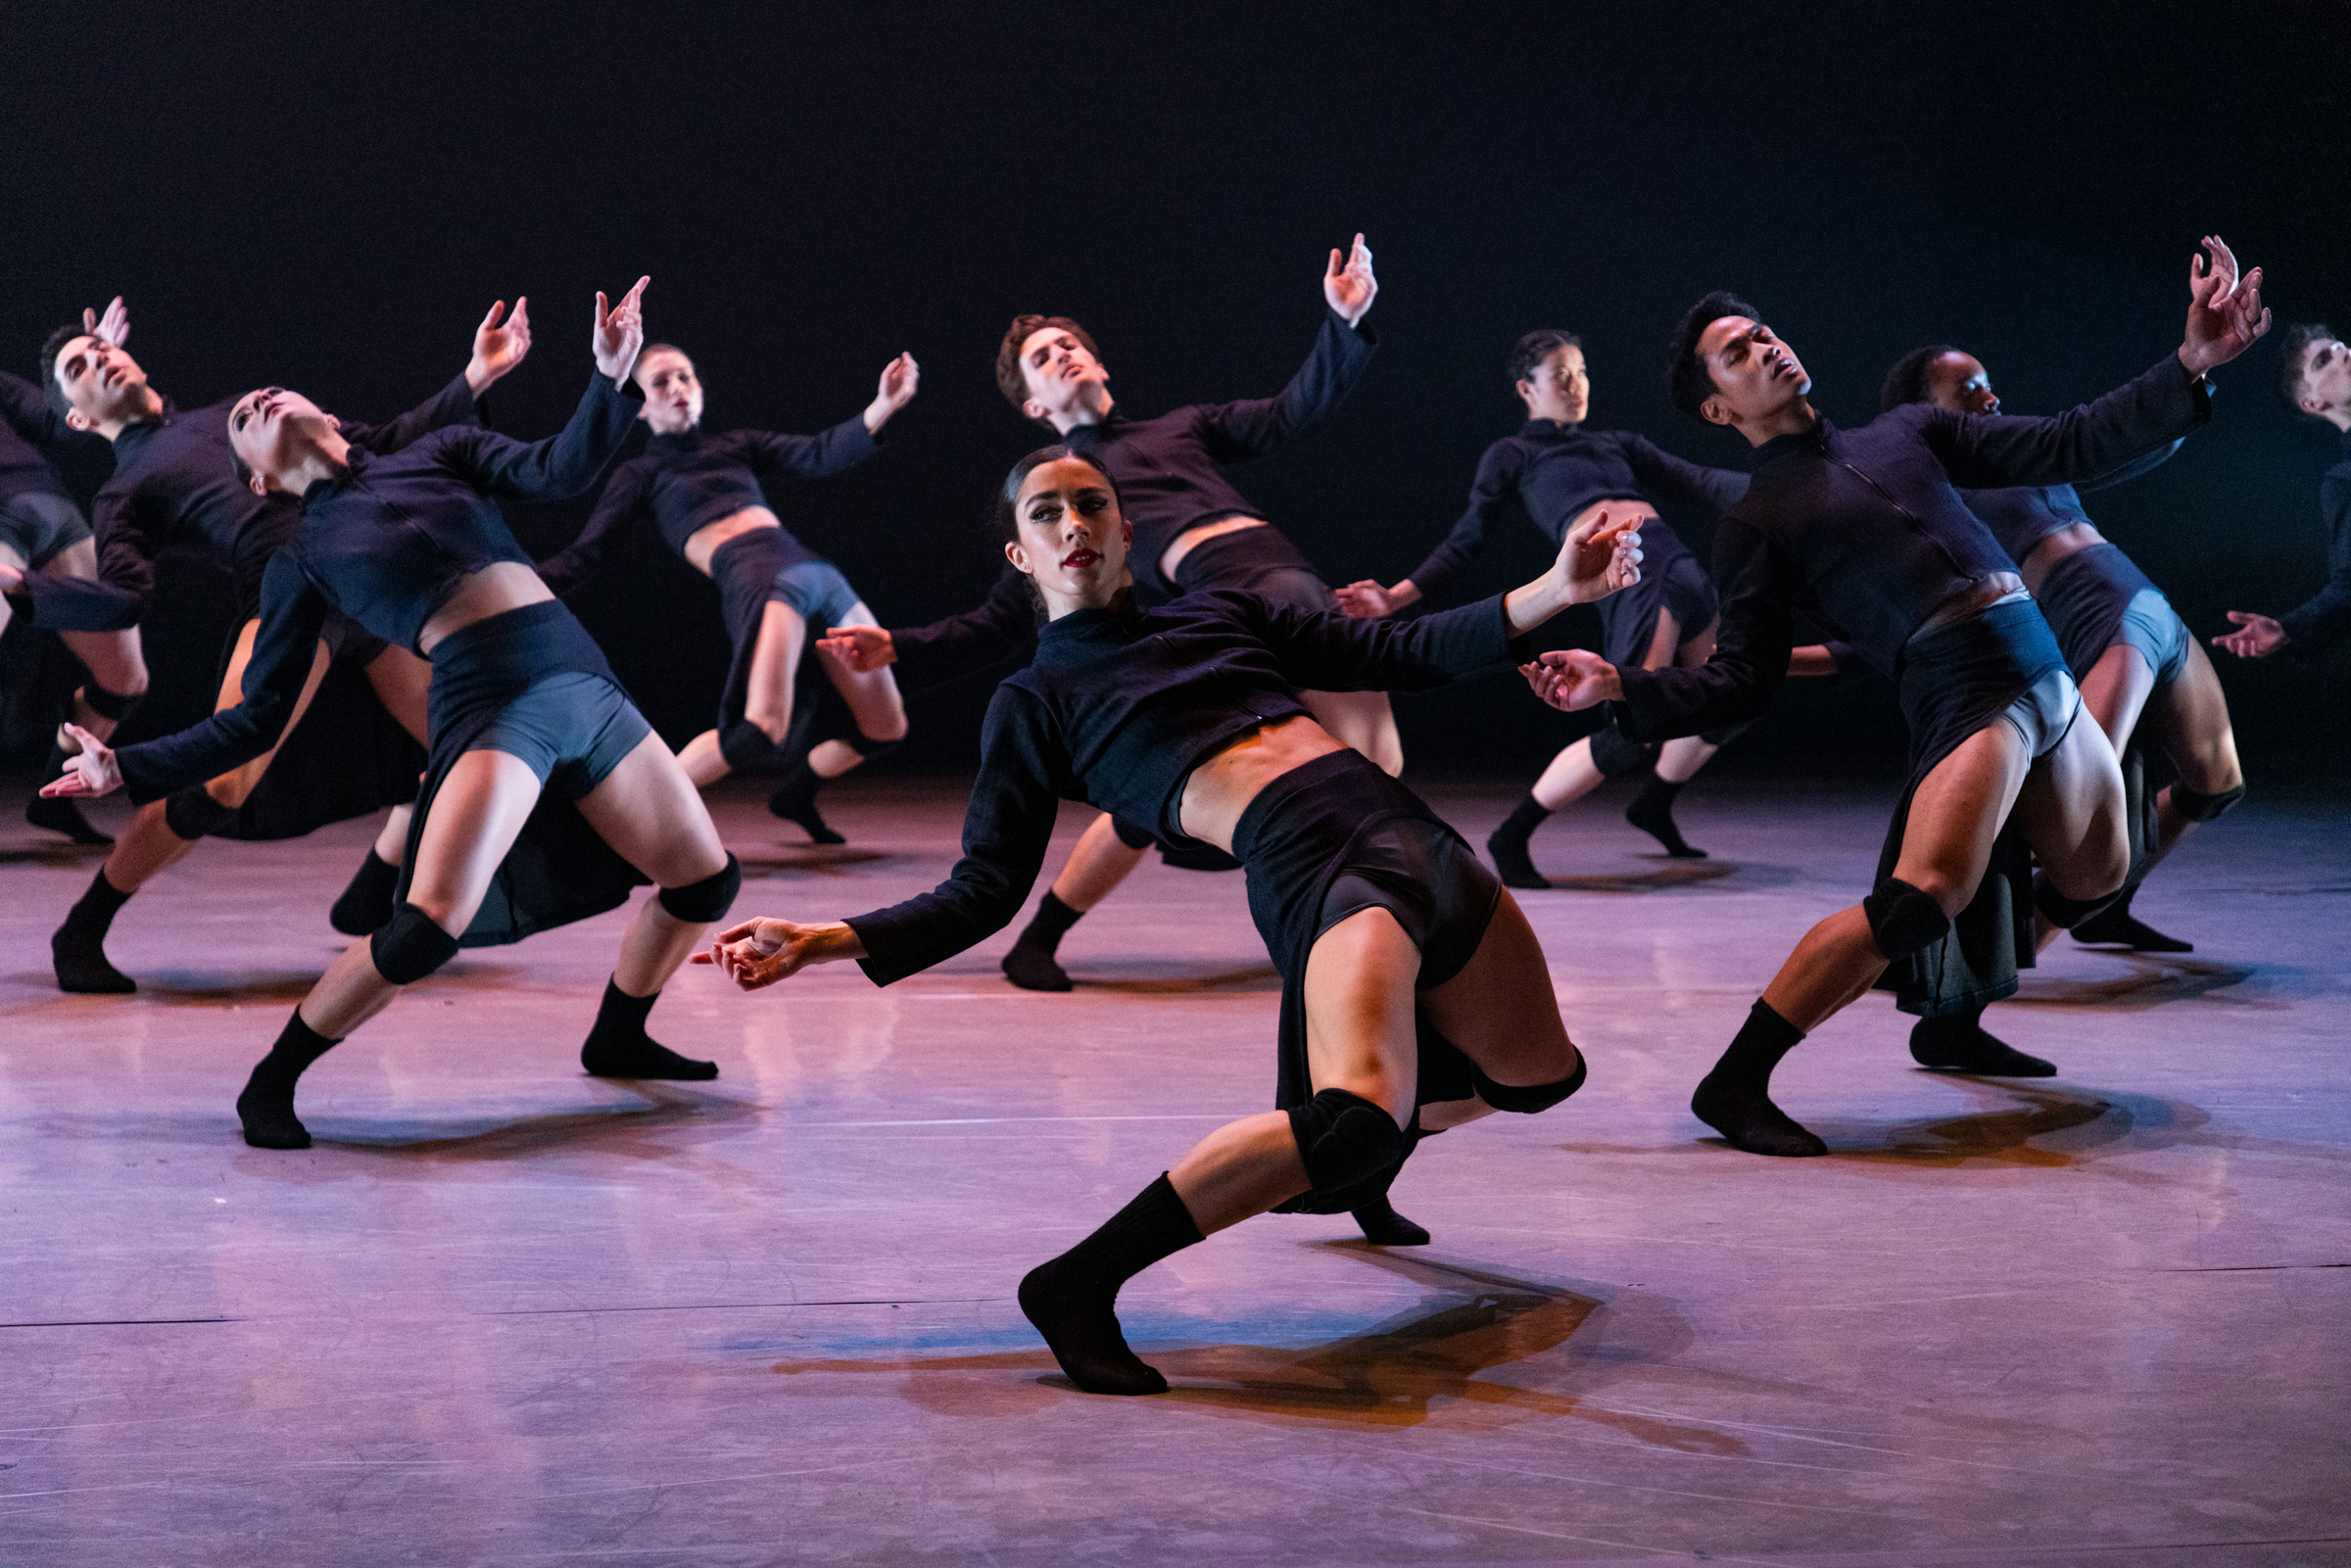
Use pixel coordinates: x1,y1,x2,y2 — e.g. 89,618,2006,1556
1881,344,1998,416
43,326,156,433
995,446,1130,616
2277,322,2349,425
633,344,703,435
1511,329,1588,424
996,314,1107,428
1666,291,1811,434
226,387,343,494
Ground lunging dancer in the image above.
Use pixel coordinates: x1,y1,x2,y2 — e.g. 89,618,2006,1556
1881,345,2243,964
2211,322,2351,659
46,280,741,1152
698,445,1641,1391
36,297,529,990
0,300,146,844
535,342,919,843
1524,237,2268,1156
1336,328,1757,879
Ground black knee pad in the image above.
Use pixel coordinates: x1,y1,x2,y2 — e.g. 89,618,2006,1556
1471,1052,1589,1114
1588,725,1656,781
369,901,460,984
2032,869,2123,930
82,683,141,721
658,852,742,923
2171,782,2245,823
163,784,236,842
1863,876,1950,961
718,718,790,775
1287,1087,1409,1194
841,730,901,760
1110,815,1158,851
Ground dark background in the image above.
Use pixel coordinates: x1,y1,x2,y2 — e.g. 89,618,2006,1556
4,3,2343,783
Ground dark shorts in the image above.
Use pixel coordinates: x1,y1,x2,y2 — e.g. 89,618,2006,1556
2035,542,2190,688
1598,545,1716,669
1317,815,1500,989
1170,521,1337,613
321,614,391,668
0,490,92,566
772,559,864,627
470,671,652,800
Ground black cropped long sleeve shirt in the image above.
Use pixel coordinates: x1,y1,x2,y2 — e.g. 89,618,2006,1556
1611,355,2210,741
0,371,108,509
114,373,638,803
2276,428,2351,653
1406,422,1748,606
846,589,1521,985
1059,311,1375,594
1956,440,2181,566
537,415,882,592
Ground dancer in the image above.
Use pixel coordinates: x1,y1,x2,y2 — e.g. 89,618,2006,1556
1337,328,1755,879
535,342,919,843
0,299,146,844
2212,322,2351,658
46,279,739,1152
1524,236,2268,1156
1882,344,2243,962
698,445,1641,1392
38,297,529,990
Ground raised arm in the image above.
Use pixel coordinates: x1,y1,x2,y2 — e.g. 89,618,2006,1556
724,414,884,481
827,560,1041,692
1618,433,1750,515
534,458,651,596
46,553,329,802
435,371,642,503
1344,441,1527,617
1194,242,1380,462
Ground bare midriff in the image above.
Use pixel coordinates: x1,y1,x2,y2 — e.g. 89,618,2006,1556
2017,522,2107,594
1175,712,1349,854
418,563,555,656
683,507,784,577
1158,514,1271,585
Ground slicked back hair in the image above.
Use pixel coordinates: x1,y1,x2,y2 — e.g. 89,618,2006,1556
1666,291,1760,419
38,323,88,419
2276,322,2334,418
1880,344,1963,412
990,444,1125,620
1509,329,1583,388
995,314,1100,423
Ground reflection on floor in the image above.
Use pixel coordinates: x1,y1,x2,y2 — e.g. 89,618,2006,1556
2,774,2345,1566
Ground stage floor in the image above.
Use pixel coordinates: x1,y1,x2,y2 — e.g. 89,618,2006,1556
2,773,2345,1567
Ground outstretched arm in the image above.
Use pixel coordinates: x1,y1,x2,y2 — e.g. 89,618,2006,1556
435,280,649,501
821,560,1040,691
1194,240,1381,462
464,297,533,398
1342,442,1526,617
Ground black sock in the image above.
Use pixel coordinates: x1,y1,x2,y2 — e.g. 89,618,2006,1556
1626,775,1705,858
237,1010,344,1149
1019,1172,1204,1395
329,850,402,936
1691,999,1825,1157
1910,1007,2056,1076
53,867,136,993
1003,892,1081,992
2070,887,2191,953
767,761,844,845
581,976,718,1080
26,742,116,844
1487,794,1552,889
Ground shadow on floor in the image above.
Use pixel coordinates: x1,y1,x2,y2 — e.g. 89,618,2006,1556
2006,954,2263,1011
311,1084,757,1161
0,839,111,867
1529,860,1772,895
736,844,892,879
1080,964,1282,995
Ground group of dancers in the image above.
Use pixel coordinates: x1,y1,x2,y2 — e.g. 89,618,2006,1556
9,230,2332,1396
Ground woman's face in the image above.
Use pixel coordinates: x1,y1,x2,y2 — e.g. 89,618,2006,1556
1005,456,1130,613
1518,343,1590,424
227,386,337,493
636,349,704,434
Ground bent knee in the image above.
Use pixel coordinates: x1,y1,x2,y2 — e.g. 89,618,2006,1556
862,708,909,743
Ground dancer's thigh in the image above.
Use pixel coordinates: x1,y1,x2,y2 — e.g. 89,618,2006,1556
364,643,434,743
1301,906,1420,1123
2076,641,2154,757
575,731,729,886
405,748,546,933
2013,710,2128,898
2144,640,2241,794
1889,723,2032,917
817,598,907,739
1418,889,1575,1089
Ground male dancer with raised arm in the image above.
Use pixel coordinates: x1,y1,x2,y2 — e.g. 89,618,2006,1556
2213,322,2351,659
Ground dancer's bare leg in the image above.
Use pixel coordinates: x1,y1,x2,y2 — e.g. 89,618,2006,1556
2143,639,2242,871
679,599,808,788
806,599,908,780
360,644,434,865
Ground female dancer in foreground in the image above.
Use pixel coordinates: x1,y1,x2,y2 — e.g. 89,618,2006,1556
1525,239,2267,1157
700,446,1640,1396
1338,329,1753,876
536,343,919,843
47,280,742,1151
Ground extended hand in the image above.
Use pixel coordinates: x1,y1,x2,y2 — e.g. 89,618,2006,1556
2180,235,2271,376
466,297,533,395
2212,610,2287,658
864,352,921,433
1323,233,1377,325
1520,649,1618,712
593,276,651,385
1558,508,1644,604
37,723,123,798
816,625,896,672
1334,579,1403,617
83,297,130,348
692,918,828,990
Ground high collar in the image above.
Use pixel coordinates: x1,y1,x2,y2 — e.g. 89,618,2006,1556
1751,414,1836,470
2338,425,2351,465
1036,593,1146,641
1518,418,1590,438
1057,408,1126,448
299,449,363,510
110,395,177,452
648,426,704,454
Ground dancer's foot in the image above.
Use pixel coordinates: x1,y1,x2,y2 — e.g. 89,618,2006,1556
235,1069,312,1150
52,923,134,994
1691,1072,1827,1157
26,794,113,845
580,977,718,1079
1626,783,1706,859
329,850,401,936
1488,794,1552,888
1018,1256,1168,1396
1909,1016,2056,1076
767,765,844,845
1002,942,1074,992
1352,1194,1431,1246
2070,896,2191,953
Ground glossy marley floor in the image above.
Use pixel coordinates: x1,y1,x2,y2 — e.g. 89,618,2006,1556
2,771,2345,1568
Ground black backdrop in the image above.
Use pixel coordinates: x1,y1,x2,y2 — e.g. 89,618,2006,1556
4,3,2343,778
